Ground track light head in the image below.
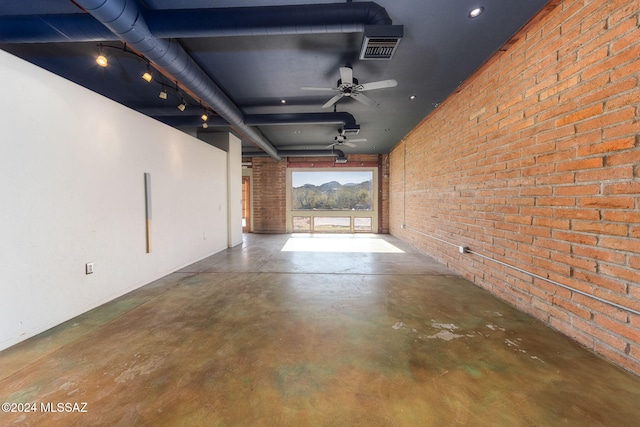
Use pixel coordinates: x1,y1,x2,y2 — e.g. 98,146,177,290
96,44,108,67
96,54,108,67
141,65,153,83
202,122,209,129
159,89,168,100
177,102,186,111
201,112,208,122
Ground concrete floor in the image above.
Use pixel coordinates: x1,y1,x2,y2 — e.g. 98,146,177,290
1,233,640,426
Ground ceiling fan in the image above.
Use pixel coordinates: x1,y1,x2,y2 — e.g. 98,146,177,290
326,133,367,149
302,66,398,109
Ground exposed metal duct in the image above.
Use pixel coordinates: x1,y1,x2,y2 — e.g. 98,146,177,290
73,0,280,161
0,3,394,43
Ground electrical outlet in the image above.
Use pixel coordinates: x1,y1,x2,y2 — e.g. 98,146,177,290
86,262,94,275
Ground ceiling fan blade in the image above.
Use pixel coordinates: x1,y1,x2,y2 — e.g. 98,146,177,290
322,93,345,108
339,66,353,85
359,79,398,91
352,92,377,107
343,141,357,147
349,138,367,143
301,86,337,91
325,143,337,148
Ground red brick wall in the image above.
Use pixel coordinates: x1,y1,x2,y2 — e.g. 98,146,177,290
252,157,287,233
390,0,640,375
380,154,390,234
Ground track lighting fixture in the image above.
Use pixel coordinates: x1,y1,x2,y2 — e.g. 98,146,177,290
202,122,209,129
96,54,108,67
96,44,108,67
174,82,186,111
92,45,198,113
142,65,153,83
201,112,208,122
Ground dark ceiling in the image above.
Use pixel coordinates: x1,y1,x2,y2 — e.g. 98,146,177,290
0,0,550,158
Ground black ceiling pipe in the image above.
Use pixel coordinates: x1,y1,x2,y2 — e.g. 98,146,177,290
146,3,392,38
73,0,281,161
0,3,392,43
244,113,357,127
245,149,347,162
155,112,358,129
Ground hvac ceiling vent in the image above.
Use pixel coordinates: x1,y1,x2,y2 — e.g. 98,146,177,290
360,25,404,60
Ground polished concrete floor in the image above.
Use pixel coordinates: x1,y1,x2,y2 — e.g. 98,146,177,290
1,233,640,426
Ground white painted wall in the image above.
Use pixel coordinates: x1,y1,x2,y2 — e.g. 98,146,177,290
227,134,243,247
198,132,243,247
0,50,229,350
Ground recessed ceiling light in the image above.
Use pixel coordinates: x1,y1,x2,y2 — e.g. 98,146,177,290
409,95,416,100
469,7,484,18
281,99,286,104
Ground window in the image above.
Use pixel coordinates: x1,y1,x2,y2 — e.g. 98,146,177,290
291,171,373,211
287,168,378,233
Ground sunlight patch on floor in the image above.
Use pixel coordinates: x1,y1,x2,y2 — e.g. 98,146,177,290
281,234,405,253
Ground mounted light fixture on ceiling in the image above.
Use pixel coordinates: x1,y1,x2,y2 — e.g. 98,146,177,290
199,101,209,125
95,43,157,80
95,44,108,67
159,85,168,100
172,81,186,111
469,7,484,18
142,65,153,83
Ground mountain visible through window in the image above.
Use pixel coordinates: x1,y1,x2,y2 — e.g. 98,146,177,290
292,171,373,211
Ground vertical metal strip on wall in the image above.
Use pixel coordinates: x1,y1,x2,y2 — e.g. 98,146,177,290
144,172,152,253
